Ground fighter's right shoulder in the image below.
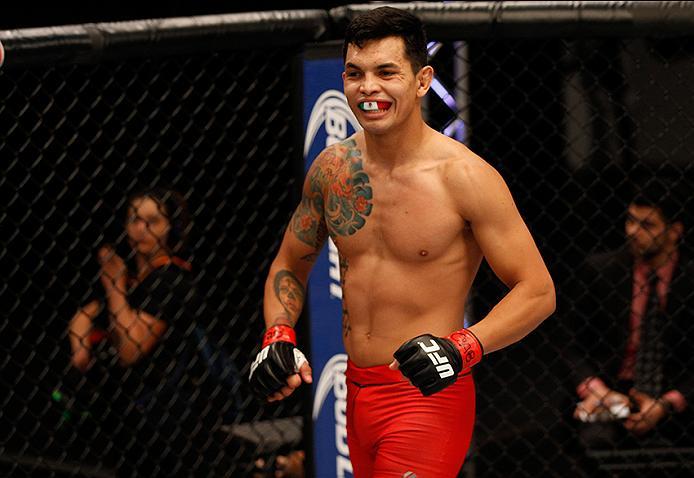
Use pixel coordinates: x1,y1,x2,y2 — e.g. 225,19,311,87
306,134,362,180
314,134,361,163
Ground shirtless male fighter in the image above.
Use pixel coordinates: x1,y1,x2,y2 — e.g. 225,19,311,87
249,7,555,477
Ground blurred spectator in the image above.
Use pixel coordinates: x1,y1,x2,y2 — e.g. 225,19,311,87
61,188,237,475
69,188,193,372
566,181,694,456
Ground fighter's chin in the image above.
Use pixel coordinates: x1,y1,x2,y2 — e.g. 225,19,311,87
358,119,394,136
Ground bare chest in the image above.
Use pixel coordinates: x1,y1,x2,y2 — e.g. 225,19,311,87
325,165,465,261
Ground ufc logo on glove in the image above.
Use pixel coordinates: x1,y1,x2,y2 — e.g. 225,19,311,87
418,339,455,379
394,329,483,396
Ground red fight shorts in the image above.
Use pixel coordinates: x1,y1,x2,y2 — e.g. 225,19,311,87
345,359,475,478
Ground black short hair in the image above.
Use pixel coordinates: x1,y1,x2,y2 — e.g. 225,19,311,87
342,6,427,73
128,188,190,254
630,181,684,226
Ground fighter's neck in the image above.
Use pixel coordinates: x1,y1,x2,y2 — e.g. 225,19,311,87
363,120,430,167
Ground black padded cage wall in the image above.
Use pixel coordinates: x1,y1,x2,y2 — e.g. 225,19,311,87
3,2,694,477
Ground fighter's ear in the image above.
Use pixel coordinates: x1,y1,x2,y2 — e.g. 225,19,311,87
416,65,434,97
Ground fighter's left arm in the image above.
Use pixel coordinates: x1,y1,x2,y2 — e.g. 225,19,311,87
451,156,555,354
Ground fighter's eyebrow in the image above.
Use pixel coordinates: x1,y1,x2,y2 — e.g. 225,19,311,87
345,62,401,70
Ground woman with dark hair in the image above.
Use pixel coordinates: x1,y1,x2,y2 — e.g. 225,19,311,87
69,188,192,371
63,189,233,475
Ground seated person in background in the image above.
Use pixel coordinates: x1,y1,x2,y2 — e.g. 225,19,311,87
567,182,694,451
65,188,228,475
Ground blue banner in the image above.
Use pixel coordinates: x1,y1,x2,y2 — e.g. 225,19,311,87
303,56,361,478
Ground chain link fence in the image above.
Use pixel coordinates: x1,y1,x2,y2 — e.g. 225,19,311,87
463,36,694,477
2,3,694,477
0,11,326,477
386,4,694,476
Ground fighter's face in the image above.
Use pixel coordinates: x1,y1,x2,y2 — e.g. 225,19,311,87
625,204,678,260
126,197,171,258
342,36,431,135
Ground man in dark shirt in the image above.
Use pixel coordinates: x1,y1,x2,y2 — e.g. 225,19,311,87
568,183,693,451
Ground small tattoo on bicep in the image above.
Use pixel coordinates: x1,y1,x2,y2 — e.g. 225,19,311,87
291,156,328,249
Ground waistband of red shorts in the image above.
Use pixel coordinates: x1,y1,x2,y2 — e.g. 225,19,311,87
345,359,408,387
345,359,472,388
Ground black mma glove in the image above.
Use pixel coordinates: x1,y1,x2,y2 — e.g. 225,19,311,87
249,325,308,398
393,328,483,396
